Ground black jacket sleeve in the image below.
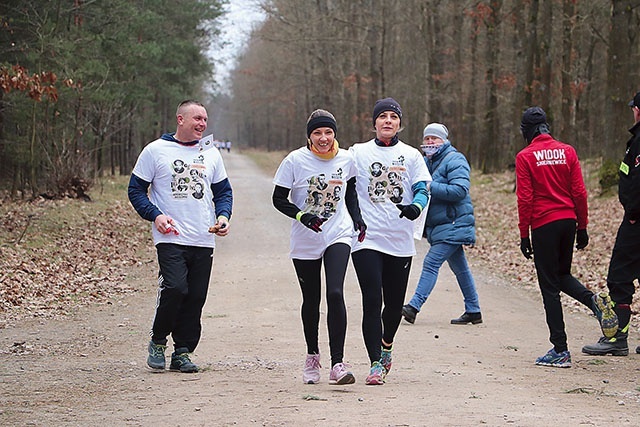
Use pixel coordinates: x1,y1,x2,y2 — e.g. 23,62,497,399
619,132,640,220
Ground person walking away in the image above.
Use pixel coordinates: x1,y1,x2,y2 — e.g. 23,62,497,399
515,106,617,368
272,109,366,385
128,100,233,373
350,97,431,385
402,123,481,325
582,91,640,357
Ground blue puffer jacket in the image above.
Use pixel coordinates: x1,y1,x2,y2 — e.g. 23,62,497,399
423,142,476,245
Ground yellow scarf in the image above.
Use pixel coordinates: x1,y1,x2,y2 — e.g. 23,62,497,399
309,139,339,160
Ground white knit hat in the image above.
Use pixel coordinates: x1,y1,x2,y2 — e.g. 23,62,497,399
423,123,449,140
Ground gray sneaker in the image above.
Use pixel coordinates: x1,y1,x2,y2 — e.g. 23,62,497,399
581,336,629,356
147,341,167,372
170,348,199,373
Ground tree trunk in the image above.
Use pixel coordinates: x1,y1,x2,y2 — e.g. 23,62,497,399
559,0,576,142
606,0,637,157
483,0,503,172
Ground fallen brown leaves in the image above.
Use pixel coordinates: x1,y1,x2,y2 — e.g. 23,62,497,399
0,179,153,328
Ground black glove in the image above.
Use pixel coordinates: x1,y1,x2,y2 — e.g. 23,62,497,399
354,219,367,242
520,237,533,259
396,204,421,220
300,213,327,233
576,229,589,250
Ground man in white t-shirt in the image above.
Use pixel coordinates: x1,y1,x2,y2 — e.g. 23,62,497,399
128,100,233,373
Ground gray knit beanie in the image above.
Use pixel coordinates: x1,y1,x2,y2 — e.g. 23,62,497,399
423,123,449,140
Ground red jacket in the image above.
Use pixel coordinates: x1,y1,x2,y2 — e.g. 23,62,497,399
515,133,588,238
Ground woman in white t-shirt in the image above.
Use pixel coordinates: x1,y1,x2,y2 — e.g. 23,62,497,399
272,109,367,386
349,98,432,385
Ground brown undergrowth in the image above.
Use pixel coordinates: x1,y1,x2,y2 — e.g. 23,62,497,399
0,177,152,328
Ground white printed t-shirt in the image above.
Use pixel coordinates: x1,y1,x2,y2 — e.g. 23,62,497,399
349,139,431,256
273,147,357,260
132,138,228,248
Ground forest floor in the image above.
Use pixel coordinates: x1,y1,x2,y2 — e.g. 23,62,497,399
0,150,639,426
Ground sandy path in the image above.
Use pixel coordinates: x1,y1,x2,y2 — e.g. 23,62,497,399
1,150,639,426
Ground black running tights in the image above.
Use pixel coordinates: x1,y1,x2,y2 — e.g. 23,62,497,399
351,249,412,364
292,242,350,367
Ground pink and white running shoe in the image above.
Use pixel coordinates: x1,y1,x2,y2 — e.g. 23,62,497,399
303,353,321,384
329,362,355,385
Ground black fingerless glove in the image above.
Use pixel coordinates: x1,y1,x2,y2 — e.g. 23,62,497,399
354,219,367,242
396,203,422,220
300,213,326,233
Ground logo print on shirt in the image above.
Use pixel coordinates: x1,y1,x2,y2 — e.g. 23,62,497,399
533,148,566,166
392,155,405,167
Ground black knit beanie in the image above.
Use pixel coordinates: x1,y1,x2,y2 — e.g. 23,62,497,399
372,97,402,126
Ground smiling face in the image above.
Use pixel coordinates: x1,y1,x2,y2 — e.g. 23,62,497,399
309,127,335,154
175,103,208,142
374,111,401,142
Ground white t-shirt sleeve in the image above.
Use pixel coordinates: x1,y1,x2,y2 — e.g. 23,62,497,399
132,144,156,183
411,150,432,184
273,153,294,188
209,149,229,184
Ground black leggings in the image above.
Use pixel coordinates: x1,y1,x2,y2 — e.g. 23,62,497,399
531,219,594,353
351,249,412,364
292,243,350,367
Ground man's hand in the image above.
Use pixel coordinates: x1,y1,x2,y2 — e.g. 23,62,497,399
300,213,327,233
155,214,179,235
396,204,421,220
520,237,533,259
575,229,589,250
209,216,230,236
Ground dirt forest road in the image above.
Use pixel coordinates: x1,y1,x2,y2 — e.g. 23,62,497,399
1,150,640,427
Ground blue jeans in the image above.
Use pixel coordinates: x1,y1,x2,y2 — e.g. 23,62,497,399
408,242,480,313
